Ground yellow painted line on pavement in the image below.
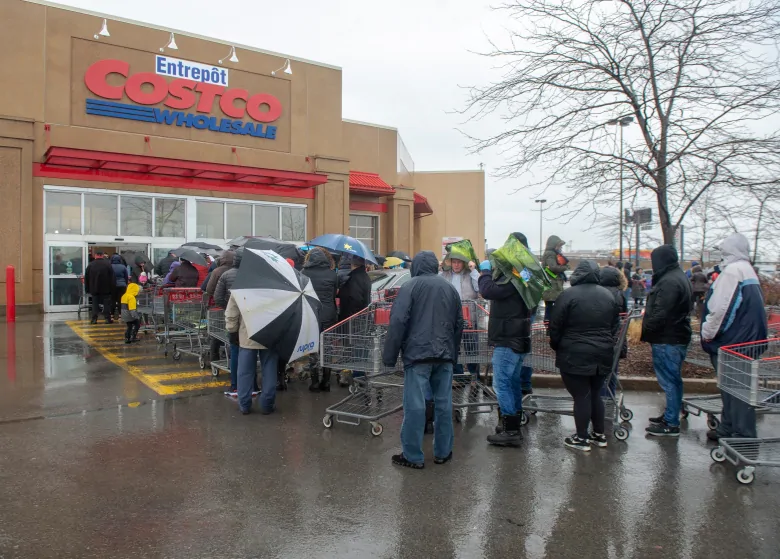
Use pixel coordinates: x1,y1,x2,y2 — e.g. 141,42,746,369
66,321,225,396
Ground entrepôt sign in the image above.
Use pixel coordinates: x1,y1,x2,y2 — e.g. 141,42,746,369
84,56,281,139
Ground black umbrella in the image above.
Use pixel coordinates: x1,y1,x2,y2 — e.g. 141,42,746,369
388,250,412,262
243,237,304,269
176,242,223,257
175,249,207,267
231,249,321,363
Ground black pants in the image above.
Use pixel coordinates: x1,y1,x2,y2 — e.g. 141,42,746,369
561,373,606,438
125,319,140,341
543,300,555,322
91,294,112,321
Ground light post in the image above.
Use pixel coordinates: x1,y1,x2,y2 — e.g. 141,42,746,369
535,199,547,258
607,116,634,262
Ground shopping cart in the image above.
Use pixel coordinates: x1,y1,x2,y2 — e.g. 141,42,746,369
76,276,91,319
521,309,642,441
453,300,498,422
163,288,209,366
207,307,230,377
320,302,404,436
135,285,159,335
710,338,780,484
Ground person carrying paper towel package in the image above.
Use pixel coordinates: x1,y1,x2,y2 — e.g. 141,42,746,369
541,236,570,322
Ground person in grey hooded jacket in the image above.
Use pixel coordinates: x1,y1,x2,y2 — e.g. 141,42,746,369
383,251,464,469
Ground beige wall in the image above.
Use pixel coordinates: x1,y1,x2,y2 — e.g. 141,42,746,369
342,121,398,186
413,171,486,259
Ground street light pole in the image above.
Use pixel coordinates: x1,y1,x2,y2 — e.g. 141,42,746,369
535,199,547,258
607,116,634,262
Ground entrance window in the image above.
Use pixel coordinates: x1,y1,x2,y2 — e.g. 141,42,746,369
282,207,306,242
196,201,224,239
349,214,378,251
254,205,280,238
84,194,118,235
45,192,81,234
226,203,252,239
121,196,153,236
155,198,186,238
48,245,84,307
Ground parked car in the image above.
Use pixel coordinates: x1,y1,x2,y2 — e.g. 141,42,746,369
368,269,411,301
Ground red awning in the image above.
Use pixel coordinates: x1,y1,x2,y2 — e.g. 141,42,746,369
349,171,396,196
414,192,433,215
39,147,328,189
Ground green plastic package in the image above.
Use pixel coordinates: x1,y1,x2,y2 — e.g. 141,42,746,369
445,239,480,266
489,235,551,309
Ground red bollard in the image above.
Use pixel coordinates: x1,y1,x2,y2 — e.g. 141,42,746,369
6,265,15,323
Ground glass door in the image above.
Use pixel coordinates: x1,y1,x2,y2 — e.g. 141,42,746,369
45,242,86,313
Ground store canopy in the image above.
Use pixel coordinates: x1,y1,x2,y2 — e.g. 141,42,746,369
414,192,433,216
38,147,328,190
349,171,396,196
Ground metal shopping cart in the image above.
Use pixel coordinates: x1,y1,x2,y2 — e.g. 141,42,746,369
207,307,230,377
521,309,642,441
320,302,404,436
452,300,498,422
135,285,159,335
76,276,91,319
710,339,780,484
163,288,209,366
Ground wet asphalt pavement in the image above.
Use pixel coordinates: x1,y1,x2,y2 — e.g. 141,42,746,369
1,316,780,558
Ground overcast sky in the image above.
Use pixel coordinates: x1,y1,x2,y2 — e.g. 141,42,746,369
59,0,645,251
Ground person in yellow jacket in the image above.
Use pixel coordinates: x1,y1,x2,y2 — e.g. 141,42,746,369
120,283,141,344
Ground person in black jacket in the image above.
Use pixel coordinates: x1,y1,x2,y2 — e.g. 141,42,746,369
154,251,176,278
599,266,628,399
84,252,115,324
478,250,533,448
641,244,693,437
167,259,199,288
110,254,130,318
551,261,620,451
337,256,372,387
301,247,339,392
383,251,463,469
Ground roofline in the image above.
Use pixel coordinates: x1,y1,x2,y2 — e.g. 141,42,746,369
24,0,341,71
342,118,397,131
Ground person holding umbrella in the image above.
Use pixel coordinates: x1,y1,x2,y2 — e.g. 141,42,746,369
337,255,372,386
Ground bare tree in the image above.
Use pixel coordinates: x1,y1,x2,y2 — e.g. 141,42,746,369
464,0,780,244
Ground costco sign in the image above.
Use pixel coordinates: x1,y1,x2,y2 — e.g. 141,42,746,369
84,58,281,139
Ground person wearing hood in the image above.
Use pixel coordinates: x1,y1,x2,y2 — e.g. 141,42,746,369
154,250,177,278
110,254,130,318
550,261,620,451
168,258,199,288
541,235,570,321
702,233,767,440
690,265,709,316
337,255,372,387
631,268,647,307
383,251,463,469
301,247,339,392
84,251,114,324
120,283,141,344
599,266,628,398
202,251,236,361
641,245,693,437
478,232,534,448
686,261,700,280
163,260,181,286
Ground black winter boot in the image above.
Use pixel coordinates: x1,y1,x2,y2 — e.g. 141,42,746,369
309,369,321,392
424,400,435,435
494,409,504,434
487,414,523,447
319,369,331,392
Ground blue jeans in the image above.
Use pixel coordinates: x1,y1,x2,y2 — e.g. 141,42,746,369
492,346,526,416
710,354,757,438
238,347,279,412
651,344,687,427
401,362,454,464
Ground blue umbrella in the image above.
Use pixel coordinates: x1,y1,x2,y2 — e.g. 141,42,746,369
307,234,378,265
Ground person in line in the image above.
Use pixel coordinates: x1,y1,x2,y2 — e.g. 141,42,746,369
686,261,700,280
550,261,620,451
204,251,235,362
690,265,709,317
511,234,537,396
225,290,280,416
478,234,533,448
702,233,767,441
200,258,220,293
599,265,628,397
383,251,463,469
167,258,199,288
623,261,634,303
110,254,129,318
541,236,570,322
154,250,177,278
301,247,339,392
163,260,181,285
641,245,693,437
337,255,372,387
631,268,646,307
84,251,114,325
707,264,721,282
120,282,141,344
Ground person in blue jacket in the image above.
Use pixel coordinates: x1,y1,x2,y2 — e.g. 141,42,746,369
701,233,767,440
